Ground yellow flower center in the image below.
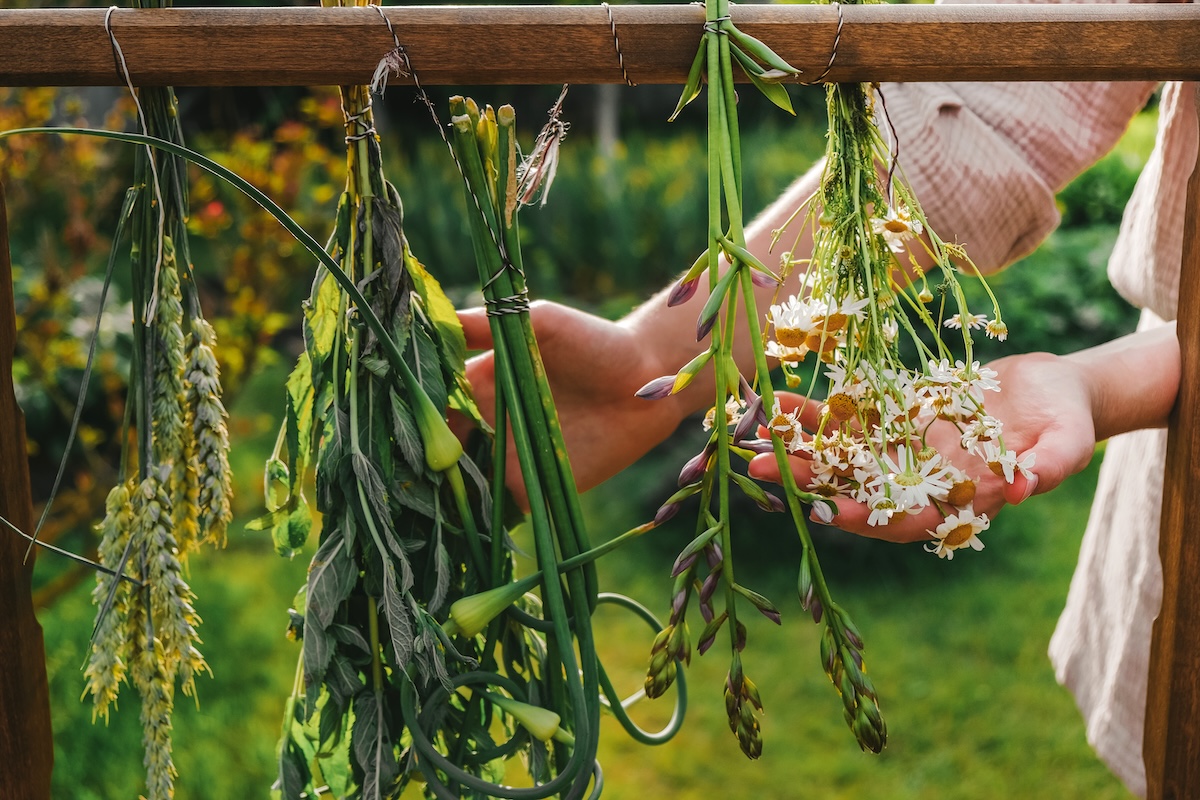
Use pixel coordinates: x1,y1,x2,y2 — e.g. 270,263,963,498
884,218,910,234
770,415,795,444
947,480,977,507
894,470,924,488
943,523,975,548
775,327,806,348
825,392,856,422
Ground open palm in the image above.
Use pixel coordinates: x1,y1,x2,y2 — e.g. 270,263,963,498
748,352,1099,543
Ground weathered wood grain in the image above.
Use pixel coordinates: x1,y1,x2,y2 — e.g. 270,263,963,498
0,4,1199,87
1144,85,1200,800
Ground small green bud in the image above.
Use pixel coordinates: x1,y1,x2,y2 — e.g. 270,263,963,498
485,693,564,744
443,576,536,639
397,363,463,472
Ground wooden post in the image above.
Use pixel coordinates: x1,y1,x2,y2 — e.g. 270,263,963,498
1144,86,1200,800
0,181,54,795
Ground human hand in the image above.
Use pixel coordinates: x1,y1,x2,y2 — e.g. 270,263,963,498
747,351,1099,544
457,300,692,508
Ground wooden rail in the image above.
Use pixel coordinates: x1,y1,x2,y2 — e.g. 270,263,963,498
1,4,1200,86
4,4,1200,800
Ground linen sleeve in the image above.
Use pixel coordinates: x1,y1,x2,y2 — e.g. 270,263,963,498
882,0,1157,273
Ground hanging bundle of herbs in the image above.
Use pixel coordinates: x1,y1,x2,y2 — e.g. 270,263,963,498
637,0,889,758
80,4,233,797
264,3,686,792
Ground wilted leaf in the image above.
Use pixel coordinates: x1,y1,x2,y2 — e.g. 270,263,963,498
352,691,399,800
306,533,355,631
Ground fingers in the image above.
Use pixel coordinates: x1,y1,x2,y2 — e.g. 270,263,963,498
1001,418,1094,506
457,306,494,351
769,391,824,429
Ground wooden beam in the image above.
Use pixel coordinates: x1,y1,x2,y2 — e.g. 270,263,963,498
1144,85,1200,800
1,4,1200,87
0,180,54,800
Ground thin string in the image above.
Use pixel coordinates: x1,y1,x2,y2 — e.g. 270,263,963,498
368,3,528,313
600,3,636,87
801,2,843,86
3,513,143,587
105,6,166,323
876,85,901,202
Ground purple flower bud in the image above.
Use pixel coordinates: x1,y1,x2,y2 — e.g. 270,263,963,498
845,628,863,650
750,268,781,289
733,395,764,442
699,600,715,624
654,501,681,526
810,599,824,625
696,309,719,341
678,442,715,487
705,542,723,569
636,375,676,400
759,606,782,625
700,571,721,604
668,277,700,307
670,551,699,578
763,491,785,514
697,632,718,655
737,438,775,454
848,647,863,670
671,590,688,620
810,500,836,525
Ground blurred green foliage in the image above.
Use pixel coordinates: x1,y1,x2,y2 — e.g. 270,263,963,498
6,81,1153,798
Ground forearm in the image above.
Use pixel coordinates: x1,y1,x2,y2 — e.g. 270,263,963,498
1064,322,1181,442
619,163,824,418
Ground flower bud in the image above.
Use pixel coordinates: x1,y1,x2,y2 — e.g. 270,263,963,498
678,441,716,487
654,501,681,526
750,268,781,288
635,374,676,400
485,693,565,744
810,499,836,525
668,276,700,307
732,395,764,443
672,349,713,394
443,576,537,639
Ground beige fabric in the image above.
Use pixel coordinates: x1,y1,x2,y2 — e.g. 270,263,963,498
880,1,1188,796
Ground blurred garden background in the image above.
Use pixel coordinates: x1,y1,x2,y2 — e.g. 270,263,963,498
2,47,1154,799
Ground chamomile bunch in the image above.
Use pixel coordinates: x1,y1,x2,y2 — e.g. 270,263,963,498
770,76,1033,560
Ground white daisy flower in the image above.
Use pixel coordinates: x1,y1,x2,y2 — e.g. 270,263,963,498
769,295,825,348
957,361,1000,393
765,339,810,367
985,319,1009,341
870,205,924,253
865,493,902,527
925,508,990,560
768,399,805,452
879,444,953,511
703,396,747,432
960,415,1003,454
981,442,1037,483
943,313,988,331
